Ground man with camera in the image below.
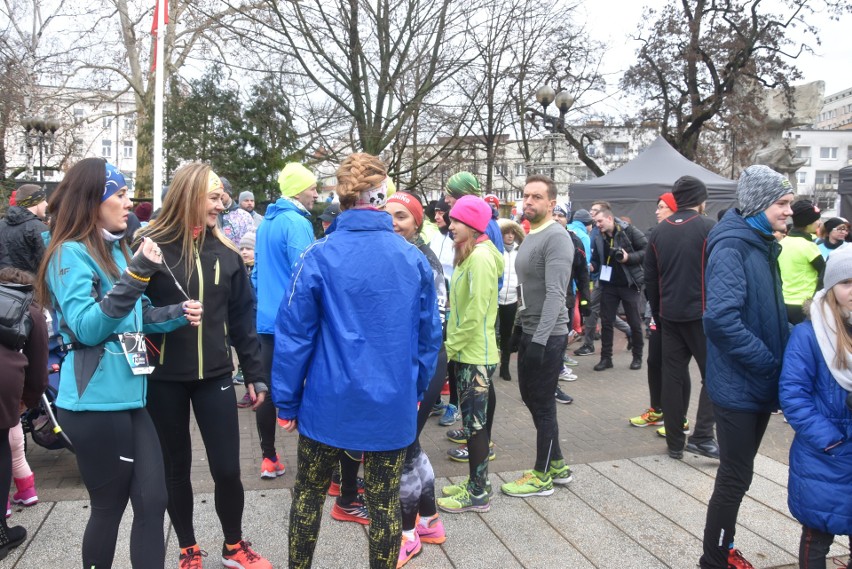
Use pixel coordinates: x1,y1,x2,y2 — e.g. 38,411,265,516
590,207,647,371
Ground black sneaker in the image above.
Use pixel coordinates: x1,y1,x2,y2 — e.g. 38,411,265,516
574,345,595,356
554,389,573,404
685,439,720,460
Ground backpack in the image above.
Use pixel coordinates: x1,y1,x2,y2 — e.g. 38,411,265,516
0,283,34,351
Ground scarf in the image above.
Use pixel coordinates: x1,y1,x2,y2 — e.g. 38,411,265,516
101,228,125,242
810,289,852,392
744,212,773,235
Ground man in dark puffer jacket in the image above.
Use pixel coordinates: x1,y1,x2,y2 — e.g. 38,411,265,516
0,185,48,273
700,165,794,569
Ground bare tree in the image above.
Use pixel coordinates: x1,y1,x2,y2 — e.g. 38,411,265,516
621,0,850,167
225,0,476,159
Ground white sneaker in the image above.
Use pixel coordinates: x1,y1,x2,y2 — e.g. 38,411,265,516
558,366,577,382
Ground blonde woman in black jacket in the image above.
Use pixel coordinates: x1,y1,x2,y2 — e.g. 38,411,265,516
138,163,272,569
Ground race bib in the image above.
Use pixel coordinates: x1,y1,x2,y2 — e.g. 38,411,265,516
119,332,155,376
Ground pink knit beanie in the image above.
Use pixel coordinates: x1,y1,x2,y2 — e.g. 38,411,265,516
449,195,492,233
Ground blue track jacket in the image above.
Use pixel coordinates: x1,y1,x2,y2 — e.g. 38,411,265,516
272,209,442,451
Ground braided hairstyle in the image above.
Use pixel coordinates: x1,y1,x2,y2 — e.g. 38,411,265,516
335,153,387,210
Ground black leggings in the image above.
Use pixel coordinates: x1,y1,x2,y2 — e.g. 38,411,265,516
58,408,167,568
799,526,852,569
0,427,10,518
257,334,278,459
146,376,244,548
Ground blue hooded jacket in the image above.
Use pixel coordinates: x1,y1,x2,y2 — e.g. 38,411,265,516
254,198,314,335
272,209,442,451
703,209,790,412
780,320,852,535
567,220,591,263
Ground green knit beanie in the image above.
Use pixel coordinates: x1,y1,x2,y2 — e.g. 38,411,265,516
446,171,481,198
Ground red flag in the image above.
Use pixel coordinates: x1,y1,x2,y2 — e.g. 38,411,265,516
151,0,170,72
151,0,169,34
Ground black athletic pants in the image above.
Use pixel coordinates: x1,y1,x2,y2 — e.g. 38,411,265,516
58,408,167,568
646,322,662,410
147,376,244,548
257,333,279,460
517,333,567,473
660,318,715,452
599,284,644,359
799,526,852,569
497,302,517,364
700,406,770,568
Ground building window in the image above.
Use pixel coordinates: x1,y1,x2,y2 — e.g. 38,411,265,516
124,114,135,130
604,142,628,157
815,171,836,186
73,108,85,118
102,139,112,158
796,171,807,185
102,117,113,129
515,163,526,177
495,162,507,177
819,147,838,160
123,140,133,159
73,138,84,156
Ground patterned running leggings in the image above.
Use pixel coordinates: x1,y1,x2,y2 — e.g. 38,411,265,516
453,361,496,495
289,435,406,569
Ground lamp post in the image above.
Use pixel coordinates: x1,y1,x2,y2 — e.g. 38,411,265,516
22,116,60,182
534,86,574,181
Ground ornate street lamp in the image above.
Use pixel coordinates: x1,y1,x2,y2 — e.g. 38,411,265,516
534,87,574,180
23,116,60,182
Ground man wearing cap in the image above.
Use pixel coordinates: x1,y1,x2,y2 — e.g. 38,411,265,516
217,176,255,248
0,184,49,273
251,163,318,479
700,165,794,569
239,191,264,228
778,199,824,324
500,174,575,498
318,202,340,234
643,176,718,460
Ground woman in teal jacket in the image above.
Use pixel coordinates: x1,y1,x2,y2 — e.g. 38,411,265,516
38,158,200,568
436,195,503,515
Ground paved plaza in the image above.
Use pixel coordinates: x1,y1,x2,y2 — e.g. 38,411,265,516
4,339,846,568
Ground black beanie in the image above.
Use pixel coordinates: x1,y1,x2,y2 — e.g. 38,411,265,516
790,200,820,228
672,176,708,210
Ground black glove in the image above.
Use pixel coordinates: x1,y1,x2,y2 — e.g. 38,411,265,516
579,300,591,317
525,341,546,366
509,325,523,353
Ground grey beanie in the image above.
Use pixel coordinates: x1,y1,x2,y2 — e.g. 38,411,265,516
573,209,594,225
823,244,852,290
736,165,793,218
239,191,254,203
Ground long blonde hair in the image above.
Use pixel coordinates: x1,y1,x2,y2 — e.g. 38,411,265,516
335,153,387,210
452,224,482,268
821,289,852,369
139,162,237,277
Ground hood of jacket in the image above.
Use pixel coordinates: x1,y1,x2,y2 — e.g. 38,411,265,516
4,206,41,226
264,197,311,222
567,220,589,237
707,208,776,258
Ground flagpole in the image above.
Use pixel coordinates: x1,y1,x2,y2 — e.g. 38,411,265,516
152,0,166,210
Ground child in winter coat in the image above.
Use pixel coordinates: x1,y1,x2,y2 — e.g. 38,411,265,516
780,244,852,569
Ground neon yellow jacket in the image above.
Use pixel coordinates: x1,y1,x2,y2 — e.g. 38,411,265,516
446,239,503,365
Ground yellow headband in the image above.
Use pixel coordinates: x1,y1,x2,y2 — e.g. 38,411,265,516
208,171,224,193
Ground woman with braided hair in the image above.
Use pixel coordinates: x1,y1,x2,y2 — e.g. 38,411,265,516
273,153,442,569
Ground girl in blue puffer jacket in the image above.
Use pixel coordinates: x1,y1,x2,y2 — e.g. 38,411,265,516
780,245,852,569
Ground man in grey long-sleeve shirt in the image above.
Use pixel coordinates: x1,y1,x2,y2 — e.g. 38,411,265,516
500,174,575,499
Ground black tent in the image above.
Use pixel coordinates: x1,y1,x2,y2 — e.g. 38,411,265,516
837,166,852,221
569,136,738,230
